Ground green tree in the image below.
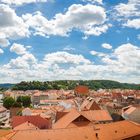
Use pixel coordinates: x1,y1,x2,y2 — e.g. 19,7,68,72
22,96,31,107
17,96,31,107
13,102,22,108
17,96,22,103
3,97,15,109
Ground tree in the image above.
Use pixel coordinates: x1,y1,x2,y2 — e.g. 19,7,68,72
3,97,15,109
22,96,31,107
16,96,31,107
17,96,22,103
13,102,22,108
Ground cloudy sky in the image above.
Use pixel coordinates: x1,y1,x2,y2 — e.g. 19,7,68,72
0,0,140,83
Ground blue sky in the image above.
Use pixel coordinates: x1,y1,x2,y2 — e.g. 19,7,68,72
0,0,140,83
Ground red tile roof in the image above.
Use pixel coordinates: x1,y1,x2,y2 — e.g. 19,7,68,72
74,85,89,95
2,121,140,140
53,109,112,129
12,115,51,129
81,98,101,111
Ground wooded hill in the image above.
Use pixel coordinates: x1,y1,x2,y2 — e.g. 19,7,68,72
9,80,140,91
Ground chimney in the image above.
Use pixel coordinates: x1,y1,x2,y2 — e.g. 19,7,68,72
95,133,99,139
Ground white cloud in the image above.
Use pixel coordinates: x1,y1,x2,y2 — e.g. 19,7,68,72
102,43,140,71
0,3,109,43
114,43,140,68
43,51,91,65
0,45,140,83
63,46,75,51
0,51,92,83
115,0,140,18
84,24,110,36
23,4,108,37
10,43,27,55
90,50,106,57
83,0,102,4
0,38,10,47
137,34,140,40
0,4,29,43
5,53,37,69
26,46,32,49
1,0,48,6
114,0,140,28
0,48,4,54
102,43,112,49
124,19,140,29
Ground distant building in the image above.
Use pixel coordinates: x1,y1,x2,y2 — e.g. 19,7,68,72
80,97,101,111
122,105,140,123
32,92,41,105
0,106,8,124
11,115,52,130
104,102,123,115
74,85,89,97
53,109,112,129
22,108,32,116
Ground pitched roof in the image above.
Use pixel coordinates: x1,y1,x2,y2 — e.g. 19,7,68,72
12,115,51,129
122,106,140,123
0,130,12,138
81,98,101,111
53,109,112,129
2,121,140,140
125,106,136,114
56,112,68,121
14,122,38,130
81,110,112,122
53,109,80,129
74,85,89,94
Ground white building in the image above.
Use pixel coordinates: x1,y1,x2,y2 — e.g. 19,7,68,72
0,106,8,123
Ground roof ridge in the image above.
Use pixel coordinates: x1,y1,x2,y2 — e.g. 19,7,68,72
6,131,18,140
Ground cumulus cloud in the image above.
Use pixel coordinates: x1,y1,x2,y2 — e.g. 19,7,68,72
0,51,92,82
124,19,140,29
4,53,37,69
102,43,140,73
82,0,102,4
0,4,29,43
115,0,140,18
63,46,75,51
10,43,27,55
43,51,91,65
83,24,111,36
1,0,48,6
114,0,140,29
0,38,10,47
0,48,4,54
90,50,106,57
0,2,139,83
1,43,139,83
114,43,140,68
23,4,108,37
102,43,112,49
0,3,110,44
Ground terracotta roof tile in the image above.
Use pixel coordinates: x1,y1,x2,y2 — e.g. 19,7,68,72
2,121,140,140
12,115,51,129
74,85,89,94
53,109,112,129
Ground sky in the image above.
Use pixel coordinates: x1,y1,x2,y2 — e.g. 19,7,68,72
0,0,140,84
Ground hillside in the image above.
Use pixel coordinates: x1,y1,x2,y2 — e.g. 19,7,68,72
0,83,15,88
10,80,140,91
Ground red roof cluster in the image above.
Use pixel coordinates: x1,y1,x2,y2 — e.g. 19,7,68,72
12,115,51,129
74,85,89,94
